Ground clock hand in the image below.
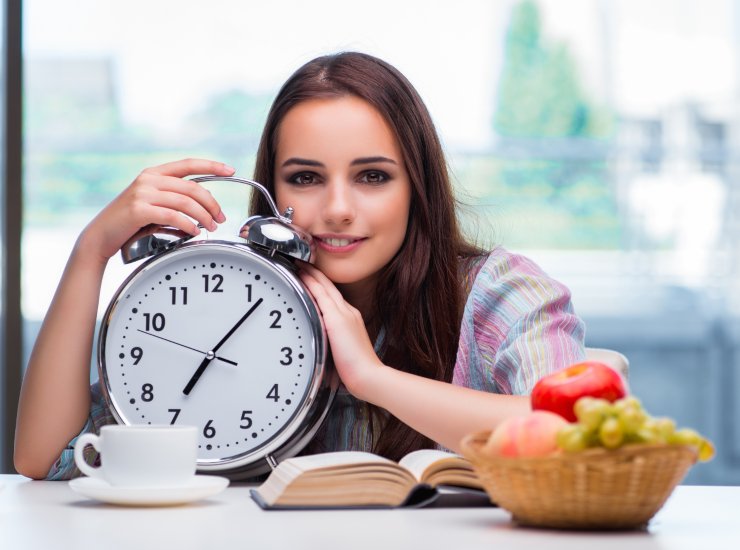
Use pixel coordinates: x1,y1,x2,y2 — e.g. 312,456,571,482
136,329,238,366
182,297,264,396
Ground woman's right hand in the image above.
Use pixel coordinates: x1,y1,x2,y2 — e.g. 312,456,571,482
79,158,235,264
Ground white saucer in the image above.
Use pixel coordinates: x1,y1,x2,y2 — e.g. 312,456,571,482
69,475,229,506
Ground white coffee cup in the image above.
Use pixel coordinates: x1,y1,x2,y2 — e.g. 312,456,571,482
73,425,198,487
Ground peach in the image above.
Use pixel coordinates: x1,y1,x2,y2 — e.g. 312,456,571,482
483,411,569,458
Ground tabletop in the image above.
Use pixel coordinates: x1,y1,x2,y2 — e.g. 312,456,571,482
1,475,738,549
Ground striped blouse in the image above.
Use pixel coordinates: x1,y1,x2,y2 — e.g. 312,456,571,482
46,247,585,479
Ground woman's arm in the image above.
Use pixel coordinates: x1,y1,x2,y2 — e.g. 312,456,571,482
14,159,233,478
14,242,107,479
360,366,531,452
299,258,584,453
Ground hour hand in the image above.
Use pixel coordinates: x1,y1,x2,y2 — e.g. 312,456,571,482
183,355,213,396
182,298,263,395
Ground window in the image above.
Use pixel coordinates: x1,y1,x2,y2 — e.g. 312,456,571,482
16,0,740,482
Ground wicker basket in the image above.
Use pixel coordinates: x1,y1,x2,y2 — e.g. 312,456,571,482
460,431,698,530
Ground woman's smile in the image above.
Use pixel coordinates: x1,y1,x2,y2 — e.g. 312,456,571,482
314,234,367,253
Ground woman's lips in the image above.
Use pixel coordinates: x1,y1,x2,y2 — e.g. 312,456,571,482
315,236,366,253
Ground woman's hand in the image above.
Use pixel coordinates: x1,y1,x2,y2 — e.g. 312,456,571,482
299,264,384,401
79,158,235,265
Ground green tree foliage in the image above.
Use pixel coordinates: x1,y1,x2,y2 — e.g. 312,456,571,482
494,0,607,138
473,0,621,249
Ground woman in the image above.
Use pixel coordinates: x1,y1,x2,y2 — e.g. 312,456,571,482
14,52,584,479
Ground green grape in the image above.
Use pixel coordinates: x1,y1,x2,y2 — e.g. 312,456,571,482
654,417,677,441
629,427,661,444
669,427,703,448
574,397,611,431
557,424,589,453
698,438,716,462
668,428,715,461
616,405,647,434
640,418,662,441
615,396,643,411
599,417,624,449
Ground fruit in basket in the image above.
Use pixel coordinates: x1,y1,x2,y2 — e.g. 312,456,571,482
614,396,647,432
598,417,624,448
670,428,716,461
556,424,591,452
531,361,628,422
483,411,569,458
557,395,715,461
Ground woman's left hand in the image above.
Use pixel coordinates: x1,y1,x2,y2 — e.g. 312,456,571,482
299,264,384,401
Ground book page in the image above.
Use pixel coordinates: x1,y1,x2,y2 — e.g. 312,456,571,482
255,452,416,507
398,449,466,481
283,451,395,473
398,450,481,489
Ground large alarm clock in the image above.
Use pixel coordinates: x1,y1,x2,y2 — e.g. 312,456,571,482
97,176,336,479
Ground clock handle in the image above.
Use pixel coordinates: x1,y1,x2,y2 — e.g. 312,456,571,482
190,175,315,264
120,176,314,264
189,176,294,224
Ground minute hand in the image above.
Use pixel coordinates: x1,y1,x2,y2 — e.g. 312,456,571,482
183,297,264,396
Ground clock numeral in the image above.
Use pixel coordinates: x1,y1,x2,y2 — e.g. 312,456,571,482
203,419,216,439
130,346,143,365
280,347,293,366
203,274,224,293
143,312,166,332
269,310,282,329
246,284,252,302
168,408,181,424
169,286,188,305
141,383,154,402
266,384,280,402
240,410,253,429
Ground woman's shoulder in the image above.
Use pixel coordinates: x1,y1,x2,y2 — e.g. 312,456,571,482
464,246,573,307
462,247,548,289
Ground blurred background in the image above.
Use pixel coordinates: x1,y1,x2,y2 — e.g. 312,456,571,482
2,0,739,483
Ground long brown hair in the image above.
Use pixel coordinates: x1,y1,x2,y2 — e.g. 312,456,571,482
250,52,483,460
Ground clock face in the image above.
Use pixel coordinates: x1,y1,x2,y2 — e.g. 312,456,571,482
99,242,324,470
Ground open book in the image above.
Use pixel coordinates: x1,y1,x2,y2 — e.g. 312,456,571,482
250,449,487,509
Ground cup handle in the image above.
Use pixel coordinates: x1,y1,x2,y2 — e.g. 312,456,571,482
73,433,104,480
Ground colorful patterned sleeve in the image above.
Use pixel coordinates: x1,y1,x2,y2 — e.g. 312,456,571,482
453,248,586,395
46,381,117,480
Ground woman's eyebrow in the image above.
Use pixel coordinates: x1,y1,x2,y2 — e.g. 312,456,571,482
281,157,325,168
281,156,398,167
351,156,398,166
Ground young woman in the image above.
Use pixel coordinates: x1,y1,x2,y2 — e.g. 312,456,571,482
14,52,585,479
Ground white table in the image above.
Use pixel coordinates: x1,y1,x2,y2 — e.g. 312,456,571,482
1,475,738,549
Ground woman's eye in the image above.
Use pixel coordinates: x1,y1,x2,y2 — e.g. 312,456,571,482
289,172,318,185
358,171,389,184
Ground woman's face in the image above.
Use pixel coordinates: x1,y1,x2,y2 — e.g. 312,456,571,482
274,95,412,293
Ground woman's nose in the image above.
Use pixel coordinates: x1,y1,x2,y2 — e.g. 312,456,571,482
322,181,356,225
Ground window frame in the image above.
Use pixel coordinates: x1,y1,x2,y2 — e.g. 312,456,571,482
1,0,23,474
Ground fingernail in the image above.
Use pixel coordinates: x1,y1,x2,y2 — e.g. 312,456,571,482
217,210,226,223
224,164,236,173
210,221,218,232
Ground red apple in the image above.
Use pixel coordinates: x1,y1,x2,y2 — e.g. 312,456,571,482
531,361,628,422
